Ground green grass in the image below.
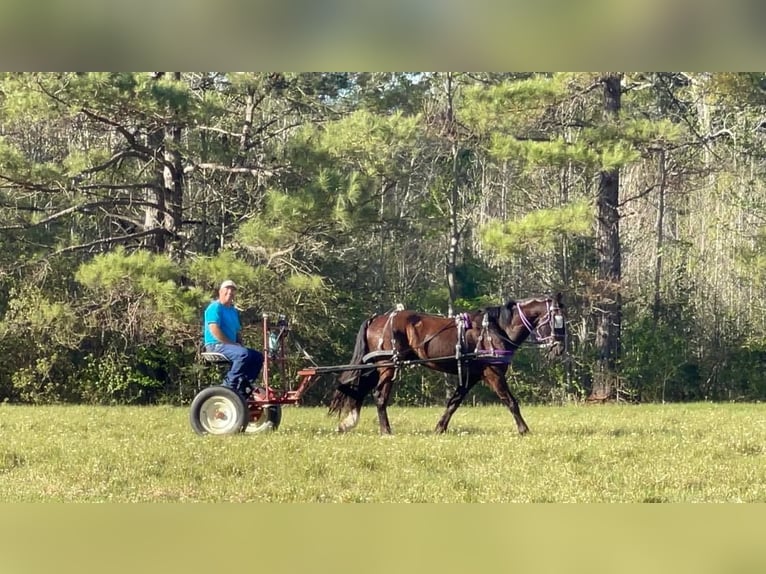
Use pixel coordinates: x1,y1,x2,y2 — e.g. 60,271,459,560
0,402,764,502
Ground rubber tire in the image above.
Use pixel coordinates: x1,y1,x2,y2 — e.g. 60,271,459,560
190,386,249,436
245,404,282,433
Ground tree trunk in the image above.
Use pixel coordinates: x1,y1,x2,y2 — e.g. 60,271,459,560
145,123,167,253
163,121,183,258
144,72,184,256
652,147,667,323
591,73,623,401
163,73,184,259
445,72,459,318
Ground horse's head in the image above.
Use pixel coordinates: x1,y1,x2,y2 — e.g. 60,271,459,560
515,293,567,358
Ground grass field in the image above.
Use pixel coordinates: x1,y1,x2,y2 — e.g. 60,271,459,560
0,402,764,502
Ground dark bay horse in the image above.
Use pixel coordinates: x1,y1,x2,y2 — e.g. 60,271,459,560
328,293,566,435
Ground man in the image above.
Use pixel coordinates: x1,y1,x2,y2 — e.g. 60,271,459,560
203,280,264,401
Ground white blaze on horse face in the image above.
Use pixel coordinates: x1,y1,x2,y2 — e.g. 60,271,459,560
339,409,359,431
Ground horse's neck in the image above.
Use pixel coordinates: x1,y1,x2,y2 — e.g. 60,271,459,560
511,321,531,344
509,306,536,344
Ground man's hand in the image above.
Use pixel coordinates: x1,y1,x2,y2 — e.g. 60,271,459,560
209,323,239,345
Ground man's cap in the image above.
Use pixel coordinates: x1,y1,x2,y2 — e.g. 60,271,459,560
220,280,237,290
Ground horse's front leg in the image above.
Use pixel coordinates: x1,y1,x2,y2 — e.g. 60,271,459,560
435,377,477,433
485,368,529,435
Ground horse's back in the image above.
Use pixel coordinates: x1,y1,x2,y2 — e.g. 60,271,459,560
366,310,453,351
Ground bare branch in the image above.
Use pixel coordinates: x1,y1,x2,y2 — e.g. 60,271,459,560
0,173,66,193
79,108,145,150
197,125,244,138
78,182,156,191
619,184,660,207
77,150,145,177
183,163,276,177
0,198,170,231
45,229,167,257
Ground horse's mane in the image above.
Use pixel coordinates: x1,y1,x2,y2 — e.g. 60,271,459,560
479,299,516,329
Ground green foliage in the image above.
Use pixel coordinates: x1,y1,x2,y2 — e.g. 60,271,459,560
481,200,593,259
489,135,599,168
0,288,81,348
76,248,205,323
490,129,646,171
716,342,766,400
598,140,642,170
454,256,500,304
707,72,766,106
736,229,766,291
0,137,28,171
620,118,684,145
0,73,68,120
462,74,566,136
621,316,696,402
186,251,262,295
0,137,68,183
77,353,165,405
0,287,83,402
411,285,451,314
76,248,177,288
61,148,112,176
285,273,325,293
313,108,422,176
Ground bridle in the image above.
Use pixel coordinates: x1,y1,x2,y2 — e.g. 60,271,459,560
516,297,566,348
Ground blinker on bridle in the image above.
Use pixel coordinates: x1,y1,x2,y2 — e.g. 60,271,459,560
517,298,566,347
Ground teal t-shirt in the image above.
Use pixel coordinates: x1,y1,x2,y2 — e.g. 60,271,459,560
203,300,241,345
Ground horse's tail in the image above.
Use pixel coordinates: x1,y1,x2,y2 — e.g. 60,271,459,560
328,317,375,416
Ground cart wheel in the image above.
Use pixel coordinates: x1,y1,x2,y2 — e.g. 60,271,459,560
190,386,249,436
245,404,282,433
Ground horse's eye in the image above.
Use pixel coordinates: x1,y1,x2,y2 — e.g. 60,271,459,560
553,314,564,329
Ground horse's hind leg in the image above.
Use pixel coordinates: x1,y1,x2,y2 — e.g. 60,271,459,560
486,369,529,435
337,372,377,433
435,379,477,434
338,405,361,432
372,368,395,435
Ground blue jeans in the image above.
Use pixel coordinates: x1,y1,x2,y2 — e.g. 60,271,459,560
205,343,264,396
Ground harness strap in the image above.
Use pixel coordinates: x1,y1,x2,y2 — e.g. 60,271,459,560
377,305,403,351
454,314,469,387
517,303,535,333
475,312,498,354
377,304,405,380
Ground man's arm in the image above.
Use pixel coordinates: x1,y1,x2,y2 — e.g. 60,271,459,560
209,323,239,345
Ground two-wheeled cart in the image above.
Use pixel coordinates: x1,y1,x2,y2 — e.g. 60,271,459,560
190,313,353,435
